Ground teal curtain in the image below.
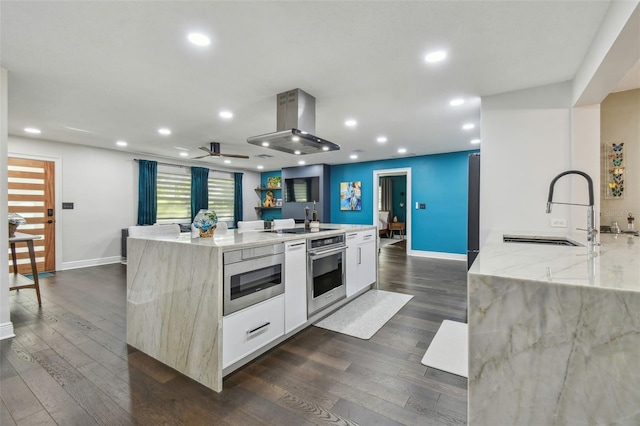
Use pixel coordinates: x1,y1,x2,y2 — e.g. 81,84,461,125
191,167,210,221
137,160,157,225
234,172,243,227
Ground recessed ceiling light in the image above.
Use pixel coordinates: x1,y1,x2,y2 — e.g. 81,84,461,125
425,50,447,63
345,119,357,127
116,140,127,147
294,150,301,155
158,128,171,135
188,33,211,47
350,154,358,160
224,159,231,164
462,123,475,130
322,146,329,151
180,151,189,156
261,141,269,147
24,127,41,134
471,139,481,144
257,165,264,170
298,160,306,165
449,99,464,106
219,110,233,119
398,148,407,154
377,136,387,143
292,136,300,142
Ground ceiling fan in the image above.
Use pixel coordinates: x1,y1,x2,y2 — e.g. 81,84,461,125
193,142,249,159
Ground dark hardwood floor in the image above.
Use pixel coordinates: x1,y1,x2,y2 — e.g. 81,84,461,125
1,240,468,425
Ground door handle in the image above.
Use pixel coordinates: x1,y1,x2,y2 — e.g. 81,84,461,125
47,220,53,224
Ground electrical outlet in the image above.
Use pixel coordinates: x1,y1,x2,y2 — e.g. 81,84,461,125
550,218,567,228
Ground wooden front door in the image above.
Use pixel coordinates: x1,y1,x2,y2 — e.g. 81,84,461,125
8,157,56,273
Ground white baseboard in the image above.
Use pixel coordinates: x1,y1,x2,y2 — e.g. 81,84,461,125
408,249,466,261
0,321,15,340
61,255,122,271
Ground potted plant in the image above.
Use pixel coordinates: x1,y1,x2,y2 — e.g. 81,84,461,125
193,209,218,238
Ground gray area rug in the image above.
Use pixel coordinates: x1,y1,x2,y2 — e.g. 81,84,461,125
314,290,413,339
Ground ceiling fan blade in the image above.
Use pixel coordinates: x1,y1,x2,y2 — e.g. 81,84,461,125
220,153,250,159
198,146,214,154
192,154,211,159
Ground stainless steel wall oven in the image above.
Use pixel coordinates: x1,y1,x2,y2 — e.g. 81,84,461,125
223,244,285,315
307,233,346,315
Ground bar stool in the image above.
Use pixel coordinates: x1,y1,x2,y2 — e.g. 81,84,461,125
9,232,43,305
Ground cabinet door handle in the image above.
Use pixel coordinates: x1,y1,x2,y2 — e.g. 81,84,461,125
247,322,270,336
289,242,305,247
357,247,362,264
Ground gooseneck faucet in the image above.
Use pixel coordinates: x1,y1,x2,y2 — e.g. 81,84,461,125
546,170,597,242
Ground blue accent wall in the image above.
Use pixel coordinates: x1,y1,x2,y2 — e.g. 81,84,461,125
390,175,407,223
329,150,478,254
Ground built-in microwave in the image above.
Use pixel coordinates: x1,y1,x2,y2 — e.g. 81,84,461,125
223,244,285,316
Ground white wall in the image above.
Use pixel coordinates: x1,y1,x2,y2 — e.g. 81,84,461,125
571,104,601,231
8,136,260,269
480,82,577,242
1,68,14,340
242,173,260,221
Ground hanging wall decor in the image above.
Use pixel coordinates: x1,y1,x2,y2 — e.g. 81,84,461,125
604,142,625,199
340,181,362,211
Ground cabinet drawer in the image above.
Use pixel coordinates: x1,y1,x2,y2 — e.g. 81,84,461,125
222,295,284,368
358,229,376,242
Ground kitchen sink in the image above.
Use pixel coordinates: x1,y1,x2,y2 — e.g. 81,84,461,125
503,234,583,247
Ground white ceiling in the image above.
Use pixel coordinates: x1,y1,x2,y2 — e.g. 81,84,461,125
1,1,613,171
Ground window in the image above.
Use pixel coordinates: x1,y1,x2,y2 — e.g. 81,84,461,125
208,172,235,224
155,166,235,225
157,168,191,223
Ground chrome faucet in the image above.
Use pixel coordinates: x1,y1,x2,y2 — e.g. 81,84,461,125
546,170,597,242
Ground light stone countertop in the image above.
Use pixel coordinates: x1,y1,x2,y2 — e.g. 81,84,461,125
469,230,639,292
468,229,640,425
128,223,377,250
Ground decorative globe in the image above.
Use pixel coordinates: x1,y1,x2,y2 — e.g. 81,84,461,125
193,209,218,238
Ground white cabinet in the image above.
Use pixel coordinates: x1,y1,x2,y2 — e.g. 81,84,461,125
222,295,284,368
346,229,377,297
284,239,307,333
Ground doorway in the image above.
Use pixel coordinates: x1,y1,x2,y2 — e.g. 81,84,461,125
8,157,56,273
372,168,411,255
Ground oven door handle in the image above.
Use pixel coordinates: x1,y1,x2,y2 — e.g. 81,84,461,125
309,246,346,258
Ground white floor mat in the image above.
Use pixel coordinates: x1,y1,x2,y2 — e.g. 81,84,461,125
314,290,413,340
421,320,468,378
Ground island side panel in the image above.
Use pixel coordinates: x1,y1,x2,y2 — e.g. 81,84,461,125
468,273,640,425
127,238,223,392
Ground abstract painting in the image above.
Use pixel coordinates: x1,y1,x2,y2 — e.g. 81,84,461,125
340,181,362,211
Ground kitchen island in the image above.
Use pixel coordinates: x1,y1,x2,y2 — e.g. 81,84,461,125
126,224,376,392
468,231,639,425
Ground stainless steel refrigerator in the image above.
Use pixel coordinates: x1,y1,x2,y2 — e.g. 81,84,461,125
467,153,480,270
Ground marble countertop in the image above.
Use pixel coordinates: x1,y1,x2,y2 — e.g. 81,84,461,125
128,224,376,250
469,230,639,292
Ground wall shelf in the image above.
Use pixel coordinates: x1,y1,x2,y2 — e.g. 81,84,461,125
255,187,281,191
255,207,281,210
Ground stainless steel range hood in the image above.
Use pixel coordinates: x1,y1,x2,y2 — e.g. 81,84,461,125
247,89,340,155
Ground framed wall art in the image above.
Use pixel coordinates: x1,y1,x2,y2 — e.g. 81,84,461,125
340,181,362,211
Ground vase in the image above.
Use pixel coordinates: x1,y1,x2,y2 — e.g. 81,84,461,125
199,226,216,238
9,223,18,238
